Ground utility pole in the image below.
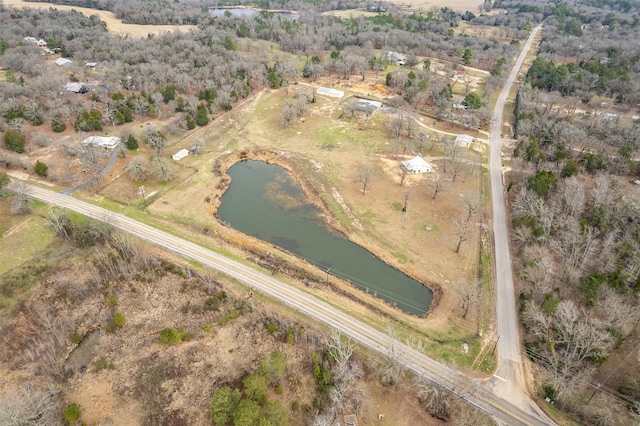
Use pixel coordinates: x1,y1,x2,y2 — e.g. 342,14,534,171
492,335,500,356
326,267,331,283
139,185,147,208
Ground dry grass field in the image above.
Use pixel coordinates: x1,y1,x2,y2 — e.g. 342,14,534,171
387,0,484,12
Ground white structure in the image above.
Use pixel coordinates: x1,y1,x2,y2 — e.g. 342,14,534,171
355,99,382,109
55,57,73,67
401,155,432,174
385,51,406,63
82,136,121,150
85,62,98,68
455,134,474,148
316,87,344,98
172,149,189,161
65,82,87,93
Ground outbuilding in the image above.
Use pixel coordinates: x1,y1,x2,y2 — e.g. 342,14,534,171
65,82,88,94
455,134,474,148
55,57,73,67
82,136,121,150
401,155,432,174
316,87,344,98
172,149,189,161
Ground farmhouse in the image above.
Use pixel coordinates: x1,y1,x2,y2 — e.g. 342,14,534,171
55,57,73,67
316,87,344,98
401,155,432,174
455,134,474,148
172,149,189,161
82,136,121,150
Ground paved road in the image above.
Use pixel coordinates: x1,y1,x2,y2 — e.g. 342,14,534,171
486,25,552,423
10,181,552,425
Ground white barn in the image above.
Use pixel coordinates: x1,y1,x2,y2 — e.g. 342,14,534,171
82,136,121,149
172,149,189,161
401,155,432,174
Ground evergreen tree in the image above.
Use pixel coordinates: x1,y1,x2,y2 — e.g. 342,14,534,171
34,161,48,177
126,135,139,150
196,104,209,126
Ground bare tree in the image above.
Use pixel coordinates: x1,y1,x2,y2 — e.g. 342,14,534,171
279,102,296,128
454,216,473,254
414,376,453,420
0,383,60,426
152,157,176,182
9,181,31,215
427,173,446,200
127,156,149,182
45,207,71,240
452,279,482,319
368,327,405,388
353,163,377,195
145,129,167,156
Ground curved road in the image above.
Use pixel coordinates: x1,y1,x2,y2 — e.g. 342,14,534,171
9,180,551,425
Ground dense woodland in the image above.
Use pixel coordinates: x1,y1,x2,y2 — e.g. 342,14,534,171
1,0,640,424
497,0,640,424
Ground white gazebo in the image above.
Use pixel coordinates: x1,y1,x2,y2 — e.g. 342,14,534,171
401,155,432,174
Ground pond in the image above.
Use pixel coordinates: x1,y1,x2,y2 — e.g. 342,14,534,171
210,8,298,21
217,160,433,316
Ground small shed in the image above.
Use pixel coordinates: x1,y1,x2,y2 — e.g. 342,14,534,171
55,57,73,67
172,149,189,161
455,134,473,148
401,155,432,174
85,62,98,68
82,136,121,149
65,82,88,94
316,87,344,98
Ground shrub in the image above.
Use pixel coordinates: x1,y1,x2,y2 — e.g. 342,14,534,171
94,358,115,372
4,128,25,153
159,327,189,344
34,160,48,177
267,323,278,334
210,386,241,426
204,296,220,311
105,294,118,307
51,114,66,132
286,328,295,344
63,403,81,425
113,311,126,328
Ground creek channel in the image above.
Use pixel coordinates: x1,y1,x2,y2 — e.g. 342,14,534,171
217,160,433,316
